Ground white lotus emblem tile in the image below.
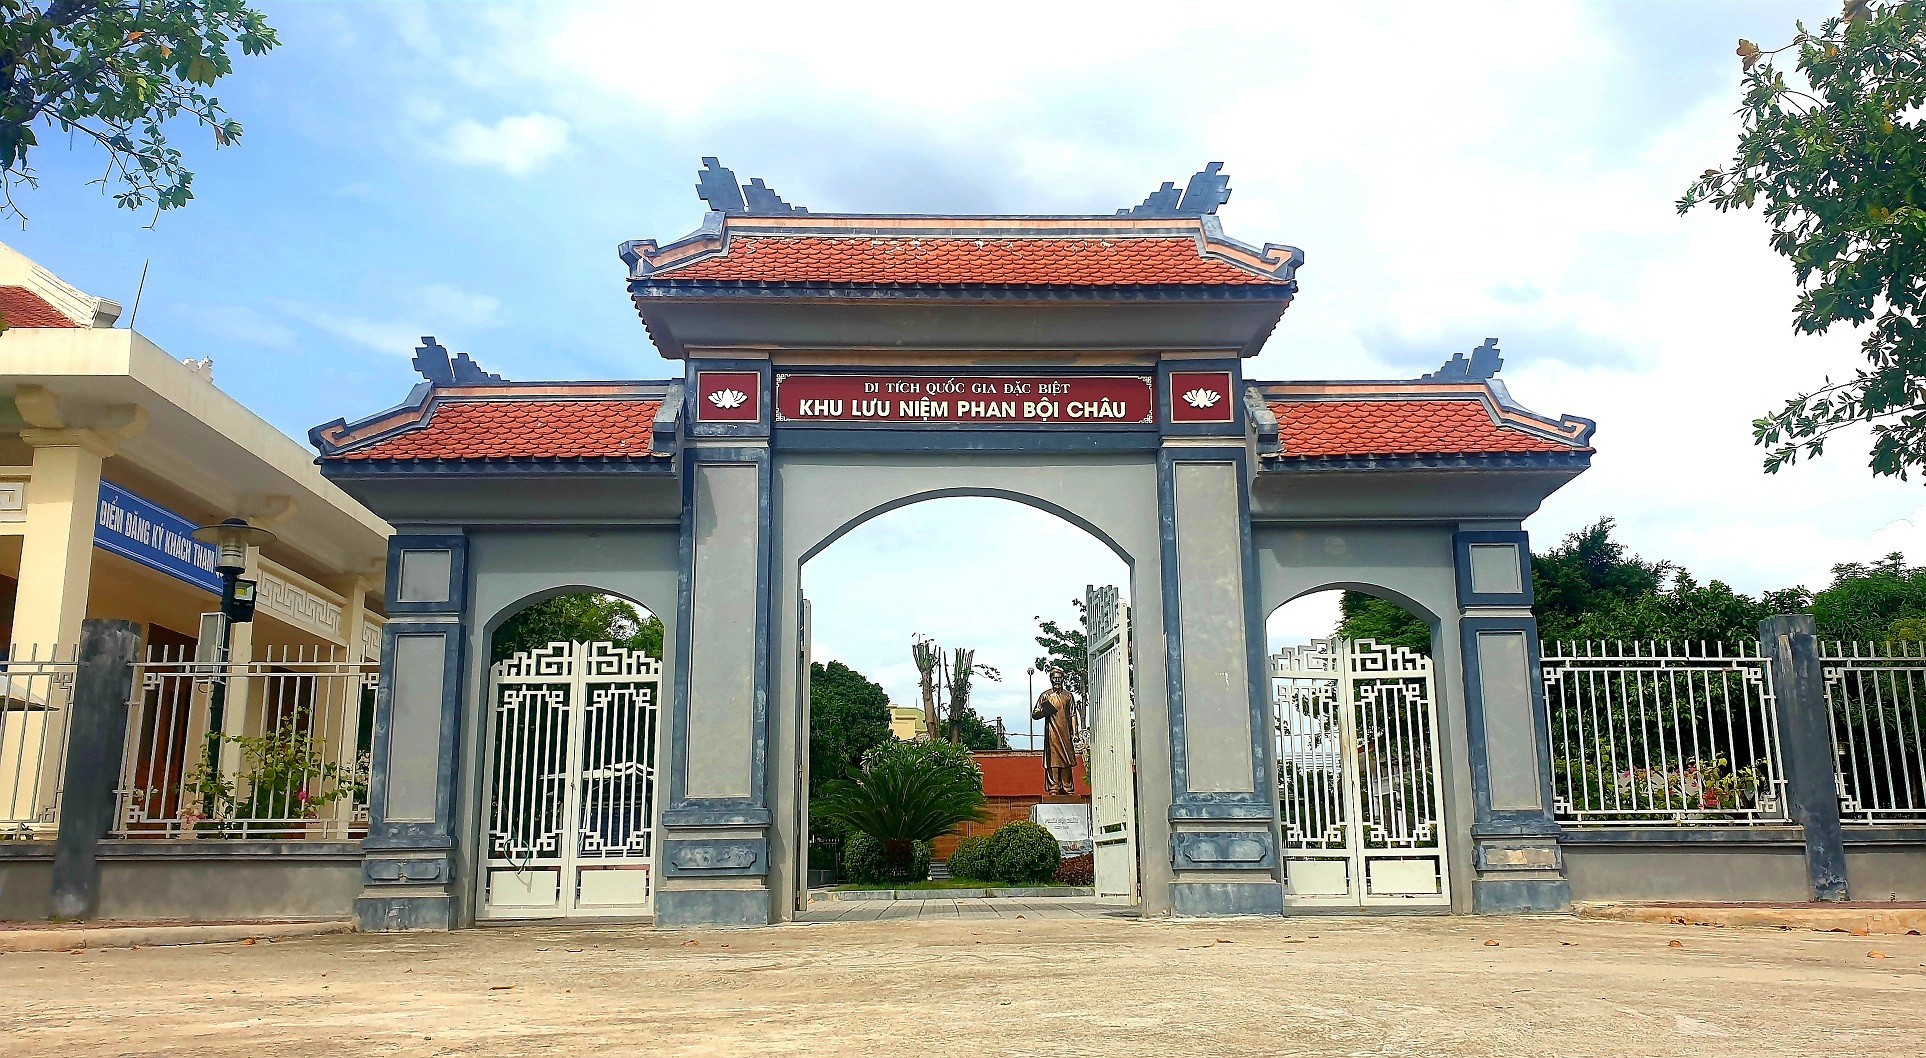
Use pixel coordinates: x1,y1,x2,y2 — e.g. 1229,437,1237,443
708,388,749,410
1181,388,1222,409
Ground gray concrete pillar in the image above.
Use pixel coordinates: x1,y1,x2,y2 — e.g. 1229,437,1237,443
357,533,469,931
1453,531,1571,913
659,363,778,928
50,619,141,920
1155,362,1284,916
1760,614,1849,901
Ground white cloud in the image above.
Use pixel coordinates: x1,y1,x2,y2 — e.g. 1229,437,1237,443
440,113,569,177
277,284,502,358
369,0,1926,627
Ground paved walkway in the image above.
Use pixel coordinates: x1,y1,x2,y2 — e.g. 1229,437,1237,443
798,896,1126,922
4,914,1920,1056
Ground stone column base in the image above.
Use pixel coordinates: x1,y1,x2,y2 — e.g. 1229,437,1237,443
355,891,454,931
1471,838,1571,913
655,886,773,928
1169,879,1284,917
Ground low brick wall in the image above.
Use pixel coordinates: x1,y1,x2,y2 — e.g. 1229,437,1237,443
933,799,1038,861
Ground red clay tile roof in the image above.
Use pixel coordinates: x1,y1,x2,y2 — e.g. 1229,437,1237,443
1271,398,1587,458
339,398,663,461
0,286,82,328
652,235,1283,286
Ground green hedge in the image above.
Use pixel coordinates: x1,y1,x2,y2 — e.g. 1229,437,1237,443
842,831,932,884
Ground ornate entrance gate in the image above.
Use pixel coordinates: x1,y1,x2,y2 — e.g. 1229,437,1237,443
1085,584,1138,901
481,641,662,919
1271,639,1449,907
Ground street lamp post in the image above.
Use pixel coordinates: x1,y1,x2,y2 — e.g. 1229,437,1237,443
188,518,276,815
1026,666,1035,750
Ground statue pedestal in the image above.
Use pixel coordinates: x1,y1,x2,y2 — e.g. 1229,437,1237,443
1040,794,1086,805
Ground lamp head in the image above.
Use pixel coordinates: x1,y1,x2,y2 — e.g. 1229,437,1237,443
191,517,277,576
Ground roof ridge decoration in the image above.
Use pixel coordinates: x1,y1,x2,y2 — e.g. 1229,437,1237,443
1422,338,1502,383
1117,163,1232,218
411,336,506,386
695,157,808,216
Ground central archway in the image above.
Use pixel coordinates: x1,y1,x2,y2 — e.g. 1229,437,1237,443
765,453,1174,919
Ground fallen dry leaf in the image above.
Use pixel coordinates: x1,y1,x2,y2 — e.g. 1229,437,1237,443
1868,951,1887,960
1484,940,1500,947
1668,940,1683,949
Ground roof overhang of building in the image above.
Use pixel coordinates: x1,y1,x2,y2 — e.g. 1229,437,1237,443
0,327,390,578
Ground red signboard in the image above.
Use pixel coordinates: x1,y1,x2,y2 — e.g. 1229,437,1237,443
774,374,1153,425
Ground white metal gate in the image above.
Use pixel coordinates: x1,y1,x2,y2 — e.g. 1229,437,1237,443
1085,583,1138,902
1271,638,1449,907
481,641,661,919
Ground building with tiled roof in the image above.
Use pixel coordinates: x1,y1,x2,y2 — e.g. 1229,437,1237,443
310,160,1600,933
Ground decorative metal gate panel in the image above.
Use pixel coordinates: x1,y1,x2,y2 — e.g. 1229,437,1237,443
1085,584,1137,902
1271,638,1449,907
482,641,661,919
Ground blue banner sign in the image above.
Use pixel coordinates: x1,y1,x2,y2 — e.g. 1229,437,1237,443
93,481,222,595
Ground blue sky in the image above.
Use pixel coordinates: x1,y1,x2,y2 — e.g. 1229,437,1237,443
10,1,1920,733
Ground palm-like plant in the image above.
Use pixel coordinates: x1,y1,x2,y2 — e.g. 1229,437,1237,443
814,745,989,880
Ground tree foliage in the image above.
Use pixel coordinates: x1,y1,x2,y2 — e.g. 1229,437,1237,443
1337,519,1817,650
1811,552,1926,640
808,660,892,798
1680,1,1926,478
1034,597,1089,703
938,645,1002,747
946,703,1008,751
0,1,278,220
1335,592,1432,655
491,593,663,663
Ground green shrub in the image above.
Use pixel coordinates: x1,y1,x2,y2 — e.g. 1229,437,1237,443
1053,851,1094,886
985,820,1060,884
815,737,987,882
946,835,991,881
842,831,931,884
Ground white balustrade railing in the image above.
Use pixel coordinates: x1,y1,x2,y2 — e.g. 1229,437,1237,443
1821,642,1926,825
1,645,78,839
116,644,377,840
1541,642,1788,826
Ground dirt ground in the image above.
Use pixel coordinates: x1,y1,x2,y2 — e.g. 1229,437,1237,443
2,913,1921,1057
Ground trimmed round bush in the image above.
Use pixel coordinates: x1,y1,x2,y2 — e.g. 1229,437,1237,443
841,832,932,884
946,835,991,881
985,820,1061,885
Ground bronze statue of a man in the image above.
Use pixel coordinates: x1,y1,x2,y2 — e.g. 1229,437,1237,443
1032,666,1080,796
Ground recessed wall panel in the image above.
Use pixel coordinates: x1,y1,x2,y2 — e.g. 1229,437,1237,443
1174,461,1254,793
386,632,447,822
1478,629,1545,811
685,463,760,800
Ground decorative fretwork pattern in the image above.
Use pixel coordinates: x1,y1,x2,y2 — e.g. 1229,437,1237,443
0,646,79,839
1271,639,1440,901
1541,642,1786,826
484,640,661,915
1821,642,1926,825
113,644,377,841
